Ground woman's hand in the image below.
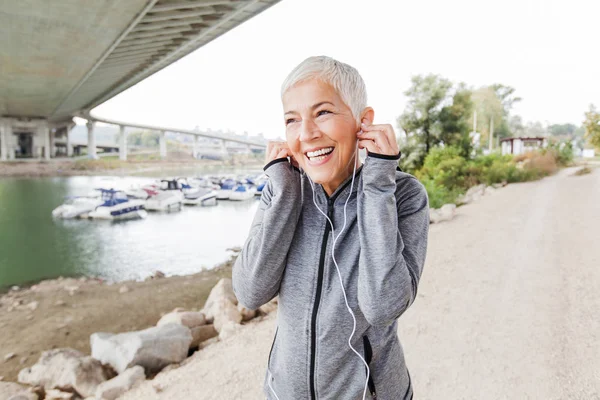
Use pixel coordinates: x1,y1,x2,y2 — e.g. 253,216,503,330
357,121,400,156
266,141,298,167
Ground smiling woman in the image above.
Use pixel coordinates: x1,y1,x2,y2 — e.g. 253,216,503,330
233,56,430,400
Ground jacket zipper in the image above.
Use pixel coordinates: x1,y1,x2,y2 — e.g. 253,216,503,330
309,198,333,400
363,336,377,398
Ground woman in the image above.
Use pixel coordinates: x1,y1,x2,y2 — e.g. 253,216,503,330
232,56,429,400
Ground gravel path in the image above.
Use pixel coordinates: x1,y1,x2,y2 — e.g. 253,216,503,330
121,166,600,400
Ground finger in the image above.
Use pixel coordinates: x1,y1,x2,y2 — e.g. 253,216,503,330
358,130,392,153
276,149,288,159
358,138,380,154
361,123,397,149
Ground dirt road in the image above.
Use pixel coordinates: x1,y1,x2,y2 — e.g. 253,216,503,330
121,166,600,400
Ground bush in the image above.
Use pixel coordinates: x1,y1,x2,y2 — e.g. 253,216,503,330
421,178,463,209
419,147,469,189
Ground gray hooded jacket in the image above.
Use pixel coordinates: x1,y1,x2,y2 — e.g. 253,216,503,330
232,153,429,400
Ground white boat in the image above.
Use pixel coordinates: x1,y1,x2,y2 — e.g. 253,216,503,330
144,180,184,211
216,178,237,200
182,187,218,206
52,195,103,219
229,184,256,201
88,189,147,220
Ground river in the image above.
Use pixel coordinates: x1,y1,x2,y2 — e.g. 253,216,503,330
0,171,261,288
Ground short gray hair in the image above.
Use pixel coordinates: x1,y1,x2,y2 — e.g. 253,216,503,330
281,56,367,123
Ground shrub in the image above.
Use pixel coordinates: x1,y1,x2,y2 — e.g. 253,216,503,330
419,147,469,190
421,178,462,209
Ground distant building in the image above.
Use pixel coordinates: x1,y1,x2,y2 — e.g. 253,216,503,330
500,137,547,156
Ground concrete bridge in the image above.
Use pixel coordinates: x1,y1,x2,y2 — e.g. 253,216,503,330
0,0,277,161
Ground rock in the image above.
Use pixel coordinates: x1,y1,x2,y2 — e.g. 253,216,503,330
11,286,20,292
19,356,28,365
4,353,16,362
63,286,79,296
466,184,486,197
456,193,472,205
429,208,442,224
0,376,3,381
237,303,257,321
157,311,205,329
484,186,497,196
202,278,241,332
44,389,74,399
0,382,29,399
218,322,242,341
439,204,457,221
26,301,38,312
91,324,192,375
8,392,38,400
17,348,110,398
190,325,218,348
118,286,130,294
258,299,278,315
94,366,145,400
55,301,66,307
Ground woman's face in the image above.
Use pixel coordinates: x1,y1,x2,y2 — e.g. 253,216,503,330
283,79,360,195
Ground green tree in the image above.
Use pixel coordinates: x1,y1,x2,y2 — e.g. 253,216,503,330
398,74,452,156
127,130,159,147
439,85,474,158
548,123,577,136
471,86,505,147
583,104,600,149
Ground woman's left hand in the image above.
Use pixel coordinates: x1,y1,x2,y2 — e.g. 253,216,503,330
357,121,400,156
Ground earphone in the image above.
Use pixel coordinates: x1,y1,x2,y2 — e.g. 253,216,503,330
268,137,370,400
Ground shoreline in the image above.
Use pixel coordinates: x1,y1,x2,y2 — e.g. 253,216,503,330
0,158,264,178
0,255,237,382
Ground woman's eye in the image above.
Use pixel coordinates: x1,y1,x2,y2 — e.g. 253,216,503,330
285,118,297,125
317,110,332,117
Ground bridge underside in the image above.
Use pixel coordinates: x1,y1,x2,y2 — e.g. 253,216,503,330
0,0,277,160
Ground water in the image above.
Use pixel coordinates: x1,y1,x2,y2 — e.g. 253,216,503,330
0,174,260,288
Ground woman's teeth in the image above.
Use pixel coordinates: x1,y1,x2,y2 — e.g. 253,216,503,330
307,147,334,161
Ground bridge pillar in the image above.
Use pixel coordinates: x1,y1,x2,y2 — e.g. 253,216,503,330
159,130,167,159
86,120,97,159
193,135,199,159
0,120,8,161
119,125,127,161
38,122,50,160
66,126,73,157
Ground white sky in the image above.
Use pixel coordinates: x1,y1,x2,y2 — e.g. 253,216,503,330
93,0,599,139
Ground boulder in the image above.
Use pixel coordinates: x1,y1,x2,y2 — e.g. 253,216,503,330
202,279,241,332
1,382,30,400
466,184,486,197
190,325,218,348
94,366,145,400
484,186,497,196
91,324,192,375
237,303,257,321
17,348,110,398
456,193,472,205
429,208,442,224
439,204,457,221
44,390,74,400
157,311,205,329
218,322,243,341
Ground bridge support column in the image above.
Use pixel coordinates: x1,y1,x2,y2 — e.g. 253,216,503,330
159,130,167,159
119,125,127,161
38,122,50,160
86,120,97,159
66,126,73,157
193,135,199,159
0,120,8,161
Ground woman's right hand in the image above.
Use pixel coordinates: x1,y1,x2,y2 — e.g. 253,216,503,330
266,141,298,167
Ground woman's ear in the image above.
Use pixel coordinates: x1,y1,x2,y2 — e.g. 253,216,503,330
360,107,375,126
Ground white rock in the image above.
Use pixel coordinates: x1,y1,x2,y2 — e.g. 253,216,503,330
439,204,457,221
91,323,192,375
218,321,243,341
118,286,130,294
4,352,16,362
157,311,205,329
0,382,29,399
484,186,497,196
429,208,442,224
8,392,38,400
26,301,38,312
94,366,145,400
466,184,486,197
237,303,257,321
202,278,242,332
456,193,472,205
10,286,20,292
17,348,110,398
44,389,75,399
190,325,218,348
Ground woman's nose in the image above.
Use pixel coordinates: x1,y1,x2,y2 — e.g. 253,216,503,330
299,119,320,142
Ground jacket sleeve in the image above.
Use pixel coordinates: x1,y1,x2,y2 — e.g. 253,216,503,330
232,159,302,310
357,153,429,327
